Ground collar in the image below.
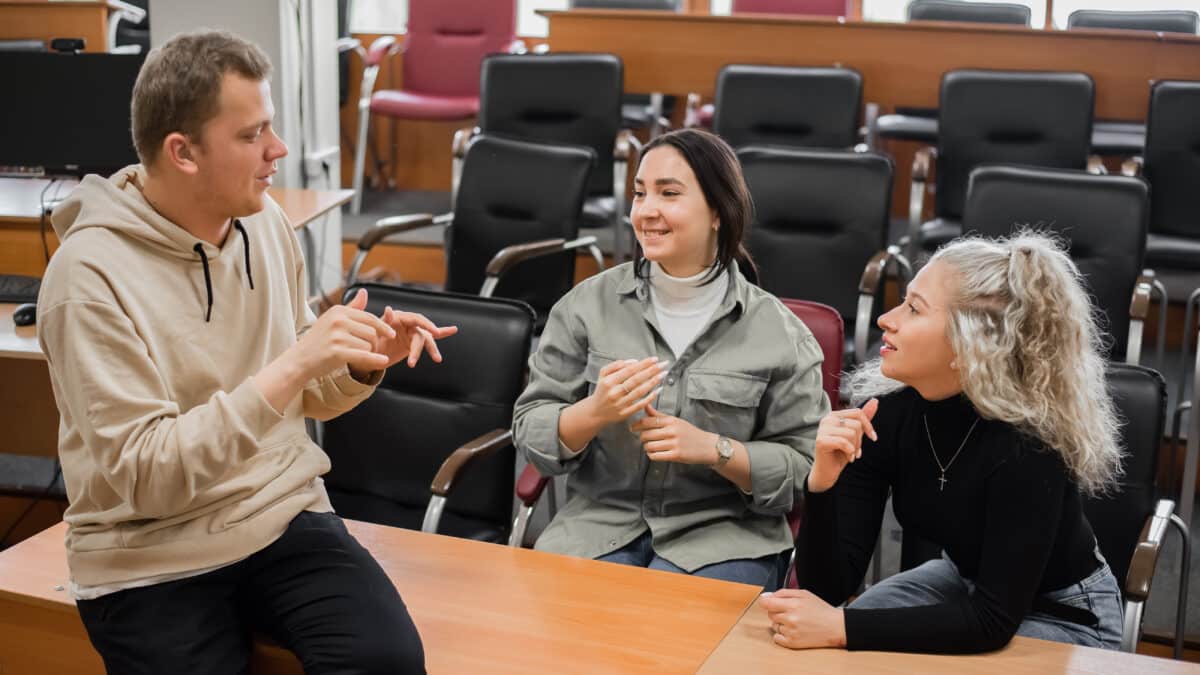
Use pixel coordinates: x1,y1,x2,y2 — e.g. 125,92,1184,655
616,259,750,321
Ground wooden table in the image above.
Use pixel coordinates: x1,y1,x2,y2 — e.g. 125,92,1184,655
699,602,1200,674
0,179,353,277
0,520,761,674
544,10,1200,121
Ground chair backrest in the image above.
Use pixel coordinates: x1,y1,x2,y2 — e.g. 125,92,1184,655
1144,80,1200,240
732,0,850,15
779,299,844,410
322,285,536,542
907,0,1031,25
403,0,516,98
738,146,892,321
479,53,623,197
962,165,1148,355
778,298,842,587
571,0,681,9
1067,9,1198,34
446,134,596,318
713,65,862,150
936,69,1094,220
1082,364,1166,594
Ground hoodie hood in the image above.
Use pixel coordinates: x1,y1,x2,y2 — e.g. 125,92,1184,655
52,165,256,321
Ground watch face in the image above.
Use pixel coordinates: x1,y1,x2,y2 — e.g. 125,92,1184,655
717,436,733,457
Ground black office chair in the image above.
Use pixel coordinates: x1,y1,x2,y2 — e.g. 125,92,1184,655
1086,364,1188,658
905,70,1095,256
962,165,1156,366
1067,9,1198,34
322,284,537,545
702,65,864,151
880,3,1145,157
737,146,907,367
568,0,679,136
899,364,1189,658
349,134,600,331
906,0,1031,25
456,53,638,262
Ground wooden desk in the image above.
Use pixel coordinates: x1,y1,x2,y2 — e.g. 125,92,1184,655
544,10,1200,121
0,179,353,277
0,520,760,674
699,602,1200,674
0,0,120,52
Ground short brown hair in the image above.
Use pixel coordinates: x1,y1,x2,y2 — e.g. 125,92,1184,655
131,30,272,166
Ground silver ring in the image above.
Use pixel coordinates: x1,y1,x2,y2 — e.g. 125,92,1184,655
620,381,630,395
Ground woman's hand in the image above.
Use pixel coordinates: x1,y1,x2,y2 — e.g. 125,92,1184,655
585,357,668,424
807,399,879,494
758,589,847,649
630,403,720,465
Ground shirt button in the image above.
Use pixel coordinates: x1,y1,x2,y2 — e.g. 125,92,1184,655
667,376,676,385
609,540,618,548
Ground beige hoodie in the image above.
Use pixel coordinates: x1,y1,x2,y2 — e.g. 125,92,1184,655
38,165,380,587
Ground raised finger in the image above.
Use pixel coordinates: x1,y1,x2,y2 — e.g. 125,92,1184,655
618,369,668,408
419,327,443,363
837,407,878,442
406,330,423,367
345,307,397,340
611,356,663,383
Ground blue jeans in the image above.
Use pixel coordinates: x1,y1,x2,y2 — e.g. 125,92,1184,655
595,531,788,589
849,550,1124,649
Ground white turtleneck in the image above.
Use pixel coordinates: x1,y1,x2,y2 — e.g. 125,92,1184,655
649,261,728,358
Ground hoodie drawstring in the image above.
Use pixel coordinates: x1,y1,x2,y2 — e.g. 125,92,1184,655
193,243,214,323
234,220,254,290
192,222,254,323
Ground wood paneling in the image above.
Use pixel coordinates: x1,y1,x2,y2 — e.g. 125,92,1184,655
0,0,110,52
545,10,1200,121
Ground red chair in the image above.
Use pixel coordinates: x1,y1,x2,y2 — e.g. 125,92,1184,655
349,0,519,214
778,299,843,587
512,299,845,591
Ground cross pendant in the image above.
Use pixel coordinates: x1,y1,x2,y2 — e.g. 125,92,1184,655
937,473,947,491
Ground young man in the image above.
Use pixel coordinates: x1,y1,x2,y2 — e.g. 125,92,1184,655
37,30,448,674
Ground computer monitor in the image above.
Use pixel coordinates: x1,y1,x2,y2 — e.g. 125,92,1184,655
0,52,145,177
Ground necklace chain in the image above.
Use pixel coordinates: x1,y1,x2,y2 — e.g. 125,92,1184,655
922,414,980,492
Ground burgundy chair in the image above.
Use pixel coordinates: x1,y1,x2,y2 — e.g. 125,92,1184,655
512,299,845,587
732,0,850,15
778,299,843,588
350,0,519,214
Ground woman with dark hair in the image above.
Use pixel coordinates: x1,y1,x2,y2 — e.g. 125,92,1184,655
513,129,829,587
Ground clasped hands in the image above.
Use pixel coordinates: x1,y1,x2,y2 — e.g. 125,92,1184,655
588,357,720,465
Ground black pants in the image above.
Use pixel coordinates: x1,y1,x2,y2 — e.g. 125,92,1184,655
76,511,425,675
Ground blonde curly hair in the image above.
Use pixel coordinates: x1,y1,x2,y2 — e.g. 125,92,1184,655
848,232,1123,495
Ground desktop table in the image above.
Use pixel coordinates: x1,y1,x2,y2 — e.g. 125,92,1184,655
0,520,762,674
698,601,1200,674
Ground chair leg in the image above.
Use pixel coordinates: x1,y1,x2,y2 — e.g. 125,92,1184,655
1168,514,1190,660
351,100,372,214
1183,343,1200,527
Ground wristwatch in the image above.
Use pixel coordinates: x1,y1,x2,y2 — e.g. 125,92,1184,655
714,435,735,467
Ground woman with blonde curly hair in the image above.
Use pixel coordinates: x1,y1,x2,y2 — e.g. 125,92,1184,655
760,232,1125,653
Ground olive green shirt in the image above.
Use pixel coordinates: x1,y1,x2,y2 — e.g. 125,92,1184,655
513,262,829,571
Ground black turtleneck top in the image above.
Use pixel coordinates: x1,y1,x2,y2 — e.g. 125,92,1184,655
796,387,1100,653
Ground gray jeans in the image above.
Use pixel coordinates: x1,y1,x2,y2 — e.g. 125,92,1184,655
849,550,1124,649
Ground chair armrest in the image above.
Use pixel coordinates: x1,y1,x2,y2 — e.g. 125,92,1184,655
110,0,147,24
855,245,913,363
430,429,513,497
453,127,479,160
1126,270,1156,365
1121,156,1144,177
345,213,452,286
507,39,528,55
365,35,399,67
336,37,363,55
906,146,937,259
684,92,702,128
1087,155,1109,175
480,236,601,297
360,213,453,250
516,464,552,507
615,128,642,163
